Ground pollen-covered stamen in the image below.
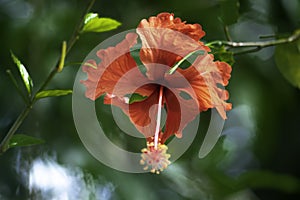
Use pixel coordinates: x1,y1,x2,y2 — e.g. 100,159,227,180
140,141,171,174
154,86,164,150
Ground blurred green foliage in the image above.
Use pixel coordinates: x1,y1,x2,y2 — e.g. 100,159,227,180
0,0,300,199
275,37,300,88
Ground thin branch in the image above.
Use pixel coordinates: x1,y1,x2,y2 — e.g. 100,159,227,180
67,0,96,54
223,25,232,41
0,107,31,154
0,0,96,154
207,29,300,53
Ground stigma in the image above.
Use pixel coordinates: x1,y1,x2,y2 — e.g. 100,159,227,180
140,141,171,174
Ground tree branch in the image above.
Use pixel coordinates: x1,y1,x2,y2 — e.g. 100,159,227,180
0,0,96,154
207,29,300,55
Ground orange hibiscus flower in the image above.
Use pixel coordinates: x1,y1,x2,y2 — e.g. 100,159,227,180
81,13,232,174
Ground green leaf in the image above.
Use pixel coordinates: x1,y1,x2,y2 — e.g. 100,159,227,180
275,38,300,88
36,89,72,99
8,134,44,148
219,0,240,25
169,50,205,74
210,45,235,65
10,51,33,96
82,13,121,33
128,93,147,104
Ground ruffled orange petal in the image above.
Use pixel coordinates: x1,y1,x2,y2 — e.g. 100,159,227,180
81,59,102,100
137,12,206,80
82,33,153,100
138,12,205,41
215,61,232,86
177,53,232,119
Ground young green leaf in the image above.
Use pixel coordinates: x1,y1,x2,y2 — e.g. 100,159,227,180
10,51,33,96
128,93,147,104
8,134,44,148
36,89,72,99
82,13,121,33
57,41,67,72
275,39,300,88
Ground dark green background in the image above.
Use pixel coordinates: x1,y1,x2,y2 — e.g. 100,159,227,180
1,0,300,199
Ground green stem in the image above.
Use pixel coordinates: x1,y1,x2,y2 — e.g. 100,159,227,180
67,0,96,54
223,25,232,41
206,29,300,54
0,0,96,154
0,107,31,154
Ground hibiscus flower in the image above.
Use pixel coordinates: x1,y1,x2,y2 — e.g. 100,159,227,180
81,12,232,174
